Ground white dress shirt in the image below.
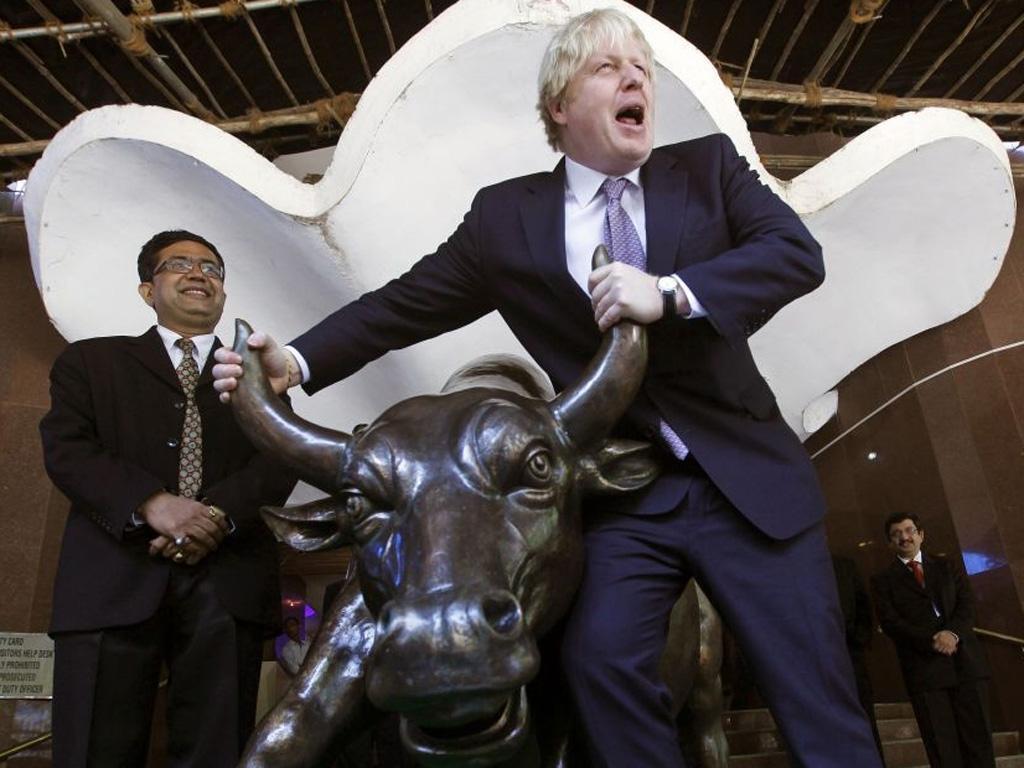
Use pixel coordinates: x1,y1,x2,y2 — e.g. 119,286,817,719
562,156,705,317
156,325,216,371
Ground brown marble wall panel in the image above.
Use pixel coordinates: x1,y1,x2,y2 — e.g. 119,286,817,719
977,240,1024,348
812,170,1024,736
0,227,65,410
0,403,55,632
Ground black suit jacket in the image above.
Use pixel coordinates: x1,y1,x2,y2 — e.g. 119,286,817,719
292,134,826,540
832,555,873,654
40,327,298,634
871,553,989,693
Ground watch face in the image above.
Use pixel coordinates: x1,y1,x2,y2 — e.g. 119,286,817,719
657,276,676,293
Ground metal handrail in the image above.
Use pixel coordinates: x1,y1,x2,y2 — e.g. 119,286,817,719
0,678,170,762
0,731,50,762
975,626,1024,650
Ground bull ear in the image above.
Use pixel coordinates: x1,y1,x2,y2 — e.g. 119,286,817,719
261,497,355,552
579,439,661,494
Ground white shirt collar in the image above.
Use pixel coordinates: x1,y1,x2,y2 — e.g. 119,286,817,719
897,551,924,566
564,156,642,207
155,325,216,369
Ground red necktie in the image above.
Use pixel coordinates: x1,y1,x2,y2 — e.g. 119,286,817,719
908,560,925,588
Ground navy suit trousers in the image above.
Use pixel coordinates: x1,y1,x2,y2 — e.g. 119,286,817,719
562,465,882,768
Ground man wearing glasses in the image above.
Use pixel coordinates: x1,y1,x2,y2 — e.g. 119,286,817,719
40,230,297,767
872,513,994,767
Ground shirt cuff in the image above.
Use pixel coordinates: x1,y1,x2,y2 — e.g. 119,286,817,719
671,274,706,319
284,345,311,385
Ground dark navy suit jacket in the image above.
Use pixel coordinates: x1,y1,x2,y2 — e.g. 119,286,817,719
292,133,825,540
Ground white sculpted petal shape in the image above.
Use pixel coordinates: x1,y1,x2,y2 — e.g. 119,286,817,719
24,0,1014,439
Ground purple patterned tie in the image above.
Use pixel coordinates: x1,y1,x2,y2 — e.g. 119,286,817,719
601,177,689,460
175,338,203,498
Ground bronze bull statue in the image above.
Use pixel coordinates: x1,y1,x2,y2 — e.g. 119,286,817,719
229,249,727,767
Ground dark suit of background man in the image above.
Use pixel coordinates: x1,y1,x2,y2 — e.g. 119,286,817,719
214,9,880,766
40,230,297,767
832,554,883,758
872,513,994,768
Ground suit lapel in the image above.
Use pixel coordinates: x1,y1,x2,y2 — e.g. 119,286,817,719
520,160,592,314
641,150,690,278
198,337,221,389
128,326,182,392
890,557,929,597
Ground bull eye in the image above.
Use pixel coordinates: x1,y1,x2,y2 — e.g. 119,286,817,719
345,494,367,517
522,448,553,487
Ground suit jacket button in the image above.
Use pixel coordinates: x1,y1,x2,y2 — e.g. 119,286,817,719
167,438,179,448
174,401,185,410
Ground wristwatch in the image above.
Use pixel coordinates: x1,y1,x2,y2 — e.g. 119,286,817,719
656,275,679,320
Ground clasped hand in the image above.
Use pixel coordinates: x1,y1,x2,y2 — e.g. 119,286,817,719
932,630,959,656
141,492,231,566
588,262,688,331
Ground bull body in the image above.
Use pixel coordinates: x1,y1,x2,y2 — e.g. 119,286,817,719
229,249,727,767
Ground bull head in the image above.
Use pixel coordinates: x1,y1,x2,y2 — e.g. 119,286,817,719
230,246,659,765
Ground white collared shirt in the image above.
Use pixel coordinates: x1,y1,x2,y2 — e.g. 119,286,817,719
563,156,705,317
156,325,216,371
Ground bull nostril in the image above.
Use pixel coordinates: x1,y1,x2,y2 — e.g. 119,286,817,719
481,592,522,636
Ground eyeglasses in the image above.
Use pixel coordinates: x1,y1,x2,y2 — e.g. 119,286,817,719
153,257,225,281
889,526,920,541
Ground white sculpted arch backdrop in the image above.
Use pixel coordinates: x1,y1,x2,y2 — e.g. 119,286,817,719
25,0,1015,449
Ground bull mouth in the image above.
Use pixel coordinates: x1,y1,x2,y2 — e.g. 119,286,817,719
399,686,529,766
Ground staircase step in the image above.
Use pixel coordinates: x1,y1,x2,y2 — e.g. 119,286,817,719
874,701,914,720
725,728,785,754
723,708,774,733
904,752,1024,768
884,732,1019,768
877,717,919,741
724,702,914,734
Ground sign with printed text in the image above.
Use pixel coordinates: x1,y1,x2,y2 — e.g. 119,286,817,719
0,633,54,699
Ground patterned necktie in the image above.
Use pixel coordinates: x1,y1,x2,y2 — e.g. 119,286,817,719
908,559,925,588
601,177,689,460
175,338,203,498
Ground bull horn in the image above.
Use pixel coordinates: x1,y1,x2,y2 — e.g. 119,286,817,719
230,319,352,491
549,245,648,447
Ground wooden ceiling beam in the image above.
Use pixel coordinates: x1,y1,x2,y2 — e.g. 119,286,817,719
907,0,994,97
195,20,258,110
973,45,1024,102
830,10,881,88
289,5,335,98
739,76,1024,117
74,0,214,119
678,0,696,39
339,0,372,84
0,0,324,43
0,72,61,131
75,40,133,104
871,0,945,93
769,0,818,81
11,40,88,113
156,26,228,119
0,111,34,143
710,0,743,63
943,8,1024,98
374,0,396,56
241,6,299,106
0,92,360,158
